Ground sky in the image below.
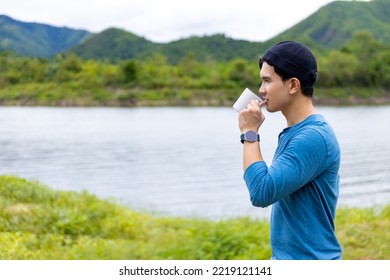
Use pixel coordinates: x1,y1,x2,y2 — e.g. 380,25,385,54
1,0,361,43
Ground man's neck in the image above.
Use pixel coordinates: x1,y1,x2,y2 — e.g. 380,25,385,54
282,97,316,127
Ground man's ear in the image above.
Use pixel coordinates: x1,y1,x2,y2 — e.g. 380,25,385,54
289,78,300,94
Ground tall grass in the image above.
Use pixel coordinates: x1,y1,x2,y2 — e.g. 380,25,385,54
0,175,388,259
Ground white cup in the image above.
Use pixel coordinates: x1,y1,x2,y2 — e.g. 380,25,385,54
232,88,263,112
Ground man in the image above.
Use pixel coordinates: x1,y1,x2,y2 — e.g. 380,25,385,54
238,41,342,260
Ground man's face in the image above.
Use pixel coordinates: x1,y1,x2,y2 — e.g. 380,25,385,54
259,62,292,113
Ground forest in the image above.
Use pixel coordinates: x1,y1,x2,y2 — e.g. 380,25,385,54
1,32,389,106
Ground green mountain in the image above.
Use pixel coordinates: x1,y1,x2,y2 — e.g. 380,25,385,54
1,0,389,61
0,15,90,57
267,0,390,49
69,28,155,61
157,34,264,63
70,30,265,63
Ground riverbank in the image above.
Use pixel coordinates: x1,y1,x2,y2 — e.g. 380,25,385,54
0,84,389,107
0,175,389,259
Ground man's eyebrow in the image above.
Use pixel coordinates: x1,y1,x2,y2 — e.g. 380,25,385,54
261,74,271,81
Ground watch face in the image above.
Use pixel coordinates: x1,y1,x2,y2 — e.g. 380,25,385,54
246,130,258,141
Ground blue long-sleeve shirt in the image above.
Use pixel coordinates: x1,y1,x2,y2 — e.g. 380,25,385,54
244,114,342,260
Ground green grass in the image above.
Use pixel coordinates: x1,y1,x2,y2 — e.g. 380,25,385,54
0,175,389,259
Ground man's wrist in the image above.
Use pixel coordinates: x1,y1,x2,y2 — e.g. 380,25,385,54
240,130,260,144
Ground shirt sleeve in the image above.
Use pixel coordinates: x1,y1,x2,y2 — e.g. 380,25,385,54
243,129,328,207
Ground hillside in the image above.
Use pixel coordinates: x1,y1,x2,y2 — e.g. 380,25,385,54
71,31,265,63
156,34,264,63
0,15,90,57
69,28,155,61
267,0,390,49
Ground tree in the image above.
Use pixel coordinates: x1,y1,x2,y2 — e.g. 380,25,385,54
341,31,385,86
318,50,359,87
53,53,83,83
177,53,202,79
121,60,138,84
226,58,258,88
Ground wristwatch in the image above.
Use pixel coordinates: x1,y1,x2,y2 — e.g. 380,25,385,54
240,130,260,144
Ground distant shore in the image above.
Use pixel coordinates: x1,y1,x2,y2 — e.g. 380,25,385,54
0,86,389,107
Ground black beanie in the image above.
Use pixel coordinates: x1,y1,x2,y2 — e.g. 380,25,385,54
260,41,318,86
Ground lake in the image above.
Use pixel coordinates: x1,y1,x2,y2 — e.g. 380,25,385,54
0,106,389,220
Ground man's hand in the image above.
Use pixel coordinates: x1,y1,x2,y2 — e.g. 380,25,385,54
238,100,266,133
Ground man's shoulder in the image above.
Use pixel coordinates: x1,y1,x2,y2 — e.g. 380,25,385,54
300,114,337,140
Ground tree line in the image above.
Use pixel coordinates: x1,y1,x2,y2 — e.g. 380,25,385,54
0,32,389,106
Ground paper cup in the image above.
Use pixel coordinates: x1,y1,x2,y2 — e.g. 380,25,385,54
232,88,263,112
